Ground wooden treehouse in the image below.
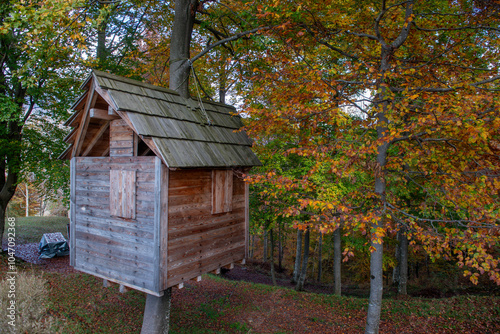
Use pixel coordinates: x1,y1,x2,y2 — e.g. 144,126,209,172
60,70,261,296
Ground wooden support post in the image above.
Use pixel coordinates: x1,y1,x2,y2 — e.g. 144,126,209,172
141,289,172,334
119,284,129,293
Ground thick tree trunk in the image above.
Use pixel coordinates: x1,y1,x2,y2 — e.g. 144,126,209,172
296,228,310,291
141,289,172,334
269,228,277,286
398,227,408,295
0,161,19,252
333,227,341,296
292,228,303,283
170,0,198,97
317,232,322,282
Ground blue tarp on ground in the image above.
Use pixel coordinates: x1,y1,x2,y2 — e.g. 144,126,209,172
39,232,69,259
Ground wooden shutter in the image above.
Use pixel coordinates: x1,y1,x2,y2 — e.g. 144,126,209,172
110,169,136,219
212,170,233,214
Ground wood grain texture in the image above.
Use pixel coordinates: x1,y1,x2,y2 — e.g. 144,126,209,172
110,169,136,219
166,169,246,288
73,156,156,291
70,158,76,267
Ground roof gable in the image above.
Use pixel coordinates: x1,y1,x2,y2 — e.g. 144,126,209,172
61,70,261,168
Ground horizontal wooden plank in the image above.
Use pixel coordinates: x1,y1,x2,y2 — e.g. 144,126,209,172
76,246,154,272
168,193,210,207
168,231,245,264
75,213,154,231
168,207,244,227
166,245,245,287
77,219,154,241
75,225,153,247
110,140,134,149
75,230,153,254
75,259,154,290
168,221,244,249
75,238,153,264
167,184,211,197
75,267,162,296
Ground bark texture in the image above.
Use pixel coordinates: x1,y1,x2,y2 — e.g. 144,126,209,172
296,228,310,291
333,227,341,296
292,228,303,283
169,0,198,97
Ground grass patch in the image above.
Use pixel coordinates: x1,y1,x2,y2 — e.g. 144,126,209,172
4,216,69,244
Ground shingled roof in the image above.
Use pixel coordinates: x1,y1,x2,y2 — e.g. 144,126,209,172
60,70,261,168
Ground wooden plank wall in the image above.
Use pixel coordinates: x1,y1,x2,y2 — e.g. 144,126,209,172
110,119,135,157
73,156,158,294
164,169,246,289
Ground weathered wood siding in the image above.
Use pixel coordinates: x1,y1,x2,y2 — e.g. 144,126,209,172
110,119,135,157
72,156,159,294
164,169,247,288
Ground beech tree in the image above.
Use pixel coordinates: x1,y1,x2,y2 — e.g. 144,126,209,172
242,1,500,333
0,0,86,246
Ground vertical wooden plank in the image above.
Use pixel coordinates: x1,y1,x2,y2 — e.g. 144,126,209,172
212,170,233,214
160,164,169,289
245,181,249,259
70,157,76,267
109,170,120,217
153,157,162,292
224,170,233,212
122,170,136,219
110,169,136,219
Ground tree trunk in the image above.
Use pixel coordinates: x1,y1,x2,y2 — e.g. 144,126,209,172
292,228,303,284
317,232,322,282
0,159,19,252
269,228,277,286
263,230,268,262
393,229,401,286
25,183,29,217
398,227,408,295
278,220,283,271
296,227,310,291
249,234,254,259
333,227,341,296
141,288,172,334
170,0,198,97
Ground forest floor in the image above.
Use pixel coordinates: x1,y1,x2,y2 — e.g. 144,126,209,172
1,243,499,334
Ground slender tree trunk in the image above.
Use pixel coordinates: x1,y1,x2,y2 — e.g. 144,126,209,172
393,229,401,286
317,232,323,282
296,228,310,291
249,234,254,259
278,221,283,271
170,0,198,97
269,228,277,286
292,228,303,283
333,227,341,296
25,183,29,217
398,226,408,295
263,230,268,262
